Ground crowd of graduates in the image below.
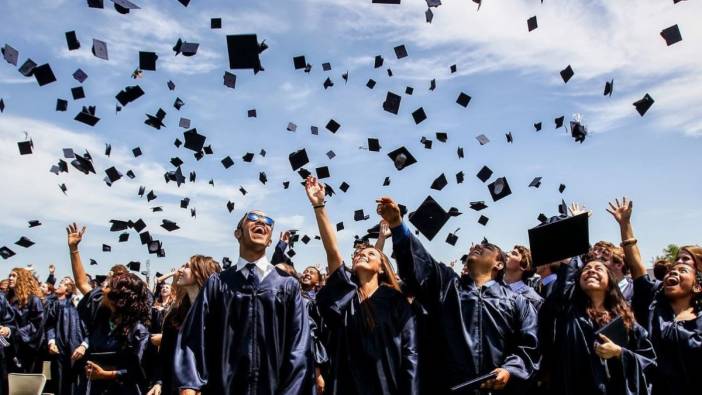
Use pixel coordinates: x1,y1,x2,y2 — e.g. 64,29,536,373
0,176,700,395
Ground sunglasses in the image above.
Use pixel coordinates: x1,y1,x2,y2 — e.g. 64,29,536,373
246,212,275,227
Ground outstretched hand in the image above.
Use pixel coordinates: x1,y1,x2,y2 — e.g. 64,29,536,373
378,220,391,239
280,231,291,244
376,197,402,228
66,223,86,248
569,202,592,217
305,176,326,207
606,197,633,225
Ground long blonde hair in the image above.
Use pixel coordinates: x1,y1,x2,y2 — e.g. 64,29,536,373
8,268,42,307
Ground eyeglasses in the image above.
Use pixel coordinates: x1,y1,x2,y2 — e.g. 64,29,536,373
246,212,275,227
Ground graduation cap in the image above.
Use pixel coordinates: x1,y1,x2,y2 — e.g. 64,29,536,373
15,236,34,248
412,107,427,124
293,55,307,70
284,123,295,133
1,246,16,259
633,93,654,116
367,138,381,152
33,64,57,86
387,146,417,171
470,201,487,211
18,59,37,76
506,132,513,143
259,172,267,184
28,220,41,227
426,8,433,23
558,184,566,193
223,71,236,89
534,122,542,132
115,85,144,106
456,92,471,108
604,79,614,96
429,78,437,91
446,229,460,246
71,153,96,174
167,80,176,90
367,79,376,89
118,232,129,242
311,126,319,135
113,0,140,13
450,64,457,73
408,196,450,241
326,150,335,160
660,25,682,46
527,16,538,31
326,119,341,133
146,190,157,201
247,109,257,118
478,215,489,226
75,106,100,126
17,139,33,155
145,108,166,129
226,34,264,73
71,86,85,100
127,261,141,272
289,149,309,171
354,209,370,221
221,156,234,169
173,39,199,56
529,212,589,266
555,116,565,129
488,177,512,201
560,65,574,83
139,51,157,71
476,166,493,182
374,55,384,68
2,44,19,65
315,166,330,179
457,147,464,158
102,244,111,252
340,182,350,192
420,137,433,149
105,167,122,183
180,197,190,209
56,99,68,112
92,39,108,60
431,173,448,191
570,116,588,143
88,0,103,8
73,69,88,83
529,177,542,188
394,45,408,59
226,201,235,213
211,18,222,29
456,171,464,184
476,134,490,145
405,86,414,95
242,152,255,162
0,98,4,113
383,91,401,114
323,78,334,89
383,177,391,186
183,129,206,152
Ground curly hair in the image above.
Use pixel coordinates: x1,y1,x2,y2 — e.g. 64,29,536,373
105,273,151,336
573,257,636,331
8,268,42,307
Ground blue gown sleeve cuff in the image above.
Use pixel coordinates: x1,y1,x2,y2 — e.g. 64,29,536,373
391,222,410,244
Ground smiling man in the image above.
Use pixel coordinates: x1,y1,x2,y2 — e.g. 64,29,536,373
175,210,313,395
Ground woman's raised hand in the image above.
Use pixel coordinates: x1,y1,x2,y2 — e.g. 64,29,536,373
305,176,326,207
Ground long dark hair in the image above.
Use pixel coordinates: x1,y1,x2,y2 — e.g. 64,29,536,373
352,243,403,331
165,255,220,330
106,273,151,336
572,257,636,331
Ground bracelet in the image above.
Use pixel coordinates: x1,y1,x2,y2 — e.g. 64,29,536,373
313,204,325,209
70,250,80,254
620,238,638,247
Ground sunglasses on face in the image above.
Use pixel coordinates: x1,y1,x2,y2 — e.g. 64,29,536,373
246,212,275,227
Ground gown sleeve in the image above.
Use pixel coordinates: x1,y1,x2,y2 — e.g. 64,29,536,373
502,297,541,382
276,280,313,395
306,299,329,365
271,240,292,265
618,324,657,395
116,324,150,384
391,224,458,304
13,296,45,350
316,266,357,326
174,276,216,391
631,275,660,327
0,294,14,326
399,307,421,395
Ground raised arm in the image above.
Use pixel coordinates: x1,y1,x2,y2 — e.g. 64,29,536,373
374,220,391,252
66,223,91,295
607,197,646,279
305,176,343,274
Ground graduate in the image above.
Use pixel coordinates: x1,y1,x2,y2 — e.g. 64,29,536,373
0,292,16,395
608,197,702,395
298,264,329,395
376,196,538,393
540,201,656,395
174,209,313,395
147,255,221,395
45,277,87,395
304,177,420,395
5,267,44,373
503,246,543,310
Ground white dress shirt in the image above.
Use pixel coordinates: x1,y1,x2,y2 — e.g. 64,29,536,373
236,255,275,282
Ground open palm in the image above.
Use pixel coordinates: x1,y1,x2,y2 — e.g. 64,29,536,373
305,176,326,206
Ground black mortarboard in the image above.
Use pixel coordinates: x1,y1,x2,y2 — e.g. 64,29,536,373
2,44,18,65
139,51,157,71
63,148,75,158
109,219,130,232
527,16,537,31
408,196,450,241
633,93,654,116
420,137,432,149
405,86,413,95
113,0,139,13
311,126,319,135
18,140,33,155
436,132,448,143
226,34,264,73
211,18,222,29
412,107,427,124
374,55,384,68
340,182,350,192
383,91,401,114
167,80,176,90
368,138,381,152
75,106,100,126
126,170,135,179
470,201,487,211
570,119,587,143
71,153,96,174
223,71,236,89
71,86,85,100
287,122,297,132
457,147,464,158
488,177,512,201
326,119,340,133
183,129,206,152
555,115,565,128
180,197,190,209
289,149,309,171
102,244,111,252
105,166,122,183
18,58,36,76
429,79,437,91
259,172,267,184
322,62,332,71
146,190,157,201
456,171,464,184
127,261,141,272
506,132,513,143
161,220,179,232
558,184,566,193
65,31,80,50
529,212,589,266
118,232,129,243
660,25,682,46
28,220,41,227
115,85,144,106
560,65,574,83
293,55,306,70
33,64,57,86
323,78,334,89
15,236,34,248
326,150,336,160
446,232,459,246
282,181,290,189
529,177,542,188
92,39,108,60
394,45,408,59
387,146,417,171
315,166,330,179
354,209,369,221
426,8,434,23
534,122,542,132
56,98,68,111
336,222,344,231
431,173,448,191
478,215,489,226
450,64,457,73
476,134,489,145
1,246,16,259
456,92,471,108
73,69,88,83
476,166,493,182
242,152,254,162
604,79,614,96
366,79,376,89
226,200,235,213
221,156,234,169
383,177,391,186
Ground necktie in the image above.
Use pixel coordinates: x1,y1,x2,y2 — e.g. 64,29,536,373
246,263,260,289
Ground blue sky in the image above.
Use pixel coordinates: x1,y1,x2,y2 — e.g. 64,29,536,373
1,0,701,280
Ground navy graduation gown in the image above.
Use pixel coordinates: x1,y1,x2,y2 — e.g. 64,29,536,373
544,261,656,395
632,275,702,395
174,267,313,395
0,293,16,395
45,297,86,395
392,228,540,394
316,267,420,395
508,281,544,311
7,295,44,373
302,291,329,366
